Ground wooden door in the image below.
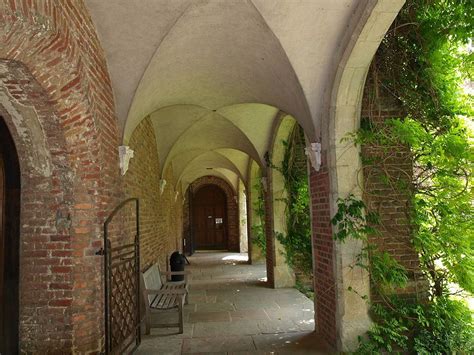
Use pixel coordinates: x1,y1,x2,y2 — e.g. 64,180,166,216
192,185,227,250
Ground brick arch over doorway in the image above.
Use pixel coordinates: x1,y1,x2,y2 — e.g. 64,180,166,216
0,61,77,352
185,176,239,252
1,1,122,352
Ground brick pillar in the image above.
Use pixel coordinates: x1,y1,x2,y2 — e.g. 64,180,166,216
246,192,253,264
264,174,275,287
309,153,337,347
361,65,424,296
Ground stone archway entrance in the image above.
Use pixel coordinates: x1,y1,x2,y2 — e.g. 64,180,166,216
192,185,228,250
0,117,20,355
185,176,240,253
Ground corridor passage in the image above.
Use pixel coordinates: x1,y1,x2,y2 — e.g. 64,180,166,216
136,252,329,354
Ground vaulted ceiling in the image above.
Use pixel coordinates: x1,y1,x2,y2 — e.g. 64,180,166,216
85,0,364,192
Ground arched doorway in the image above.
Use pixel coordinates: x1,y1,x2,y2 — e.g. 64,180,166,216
192,185,228,250
0,117,20,354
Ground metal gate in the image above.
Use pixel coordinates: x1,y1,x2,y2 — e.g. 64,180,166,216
99,198,140,354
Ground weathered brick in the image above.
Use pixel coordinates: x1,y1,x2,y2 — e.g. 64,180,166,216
123,117,184,272
361,64,424,299
309,152,337,348
1,0,122,350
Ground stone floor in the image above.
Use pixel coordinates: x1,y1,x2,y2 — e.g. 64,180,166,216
135,252,331,354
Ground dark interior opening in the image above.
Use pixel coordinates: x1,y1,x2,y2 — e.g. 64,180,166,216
0,117,21,354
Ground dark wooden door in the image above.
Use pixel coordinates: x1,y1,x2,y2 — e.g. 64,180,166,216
192,185,227,250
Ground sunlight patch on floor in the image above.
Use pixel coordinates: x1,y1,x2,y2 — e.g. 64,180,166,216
221,254,248,262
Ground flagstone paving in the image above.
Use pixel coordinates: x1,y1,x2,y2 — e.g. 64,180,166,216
135,252,331,354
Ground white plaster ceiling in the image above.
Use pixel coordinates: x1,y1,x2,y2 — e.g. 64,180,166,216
85,0,366,187
214,148,250,182
175,150,244,185
148,103,275,174
175,148,251,192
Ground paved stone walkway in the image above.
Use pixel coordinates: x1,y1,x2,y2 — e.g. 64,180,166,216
136,252,330,354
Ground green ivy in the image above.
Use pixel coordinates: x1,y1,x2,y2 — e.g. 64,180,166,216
251,177,266,256
331,195,408,294
332,195,473,354
355,296,473,354
251,224,266,256
332,195,380,241
273,124,313,277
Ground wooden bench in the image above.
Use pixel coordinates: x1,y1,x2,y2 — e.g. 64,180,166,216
141,263,189,334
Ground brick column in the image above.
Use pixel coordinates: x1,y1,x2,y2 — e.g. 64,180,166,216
361,65,424,297
309,154,337,347
264,174,275,287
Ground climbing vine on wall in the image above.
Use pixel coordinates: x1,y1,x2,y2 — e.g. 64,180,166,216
333,0,474,353
273,124,313,278
251,177,266,256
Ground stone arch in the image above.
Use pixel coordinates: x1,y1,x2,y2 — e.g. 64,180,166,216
0,1,122,352
237,179,249,254
310,0,406,351
247,160,265,263
265,115,298,288
188,176,239,252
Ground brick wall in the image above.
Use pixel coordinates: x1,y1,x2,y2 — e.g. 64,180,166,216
183,190,191,253
263,173,275,287
361,64,423,295
124,117,183,272
187,176,239,252
0,61,77,352
1,1,121,352
161,166,184,267
309,153,337,347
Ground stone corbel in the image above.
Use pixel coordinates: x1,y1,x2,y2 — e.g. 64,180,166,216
159,179,167,194
174,191,179,202
119,145,134,175
305,142,321,172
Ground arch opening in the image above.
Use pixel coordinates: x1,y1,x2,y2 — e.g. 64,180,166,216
192,184,228,250
0,117,20,355
184,176,241,254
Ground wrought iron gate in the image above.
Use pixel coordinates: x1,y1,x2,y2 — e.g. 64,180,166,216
100,198,140,354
